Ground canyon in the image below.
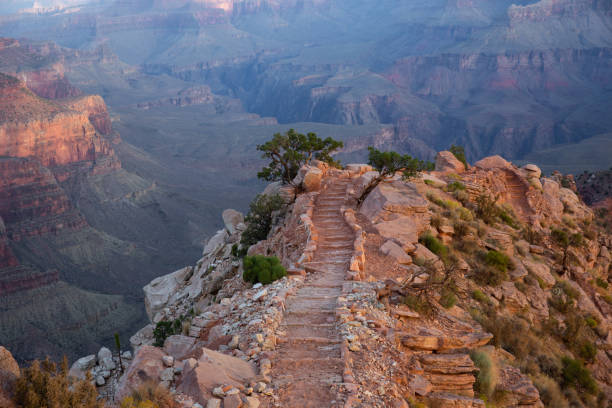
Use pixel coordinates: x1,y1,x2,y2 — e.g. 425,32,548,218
0,0,611,372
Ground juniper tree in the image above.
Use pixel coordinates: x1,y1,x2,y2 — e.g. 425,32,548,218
358,147,434,205
257,129,343,186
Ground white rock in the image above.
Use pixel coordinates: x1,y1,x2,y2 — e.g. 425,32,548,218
160,367,174,382
97,347,112,363
162,355,174,367
380,240,412,265
203,229,229,256
68,354,96,379
206,399,221,408
143,266,193,320
222,209,244,235
253,283,263,289
95,376,105,386
121,351,132,359
253,289,268,301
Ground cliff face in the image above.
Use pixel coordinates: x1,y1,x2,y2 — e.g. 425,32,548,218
0,217,17,269
0,157,87,241
0,77,120,181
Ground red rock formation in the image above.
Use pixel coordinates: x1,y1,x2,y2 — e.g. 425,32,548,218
0,157,87,241
0,266,60,296
0,217,18,269
62,95,113,135
0,74,120,181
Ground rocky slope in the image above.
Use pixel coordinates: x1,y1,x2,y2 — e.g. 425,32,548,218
57,153,611,407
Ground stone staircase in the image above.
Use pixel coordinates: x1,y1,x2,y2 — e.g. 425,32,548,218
270,176,354,407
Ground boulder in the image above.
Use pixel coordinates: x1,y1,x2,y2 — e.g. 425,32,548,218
523,259,555,287
426,392,486,407
500,282,529,315
144,266,193,320
203,229,229,256
116,346,166,401
360,180,429,224
68,354,96,380
176,348,256,405
474,155,512,170
400,328,492,352
435,151,466,174
0,346,19,396
97,347,115,371
497,366,542,406
522,164,542,179
374,217,420,251
222,209,244,235
380,240,412,264
164,335,196,360
346,163,373,175
302,167,323,192
262,181,296,204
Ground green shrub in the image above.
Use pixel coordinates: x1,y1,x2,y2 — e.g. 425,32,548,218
533,374,569,408
454,190,470,205
419,233,448,261
472,289,489,303
453,221,470,238
499,209,519,229
231,243,248,258
403,294,432,315
423,179,435,186
579,341,598,362
585,316,598,329
474,265,507,287
456,206,473,221
241,194,285,248
243,255,287,285
561,357,598,395
595,277,608,289
449,145,468,168
485,250,511,273
153,317,186,347
475,194,498,225
603,294,612,305
439,287,457,309
552,228,569,247
470,350,498,398
446,181,466,192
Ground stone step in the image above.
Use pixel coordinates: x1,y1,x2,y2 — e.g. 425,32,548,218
284,336,342,346
272,357,344,373
271,373,344,387
282,324,337,338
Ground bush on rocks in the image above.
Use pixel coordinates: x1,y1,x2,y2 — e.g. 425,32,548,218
561,357,598,395
120,381,177,408
419,233,449,261
243,255,287,285
153,317,187,347
240,194,284,248
13,357,101,408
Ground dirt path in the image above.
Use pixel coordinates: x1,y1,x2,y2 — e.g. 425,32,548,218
270,175,354,408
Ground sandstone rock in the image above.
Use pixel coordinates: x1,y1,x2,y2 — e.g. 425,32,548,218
244,396,260,408
160,367,174,382
68,354,95,379
474,155,512,170
413,244,440,265
522,164,542,179
162,355,174,367
419,354,476,375
435,151,466,174
164,335,196,360
523,259,555,287
400,328,492,352
130,324,155,349
206,399,222,408
485,229,514,255
116,346,166,401
374,217,421,251
143,266,193,320
346,163,373,175
222,209,244,235
360,180,429,224
426,392,486,407
0,346,19,394
97,347,115,371
380,240,412,264
176,348,256,405
302,167,323,192
501,282,529,314
223,393,243,408
408,374,433,396
497,366,542,406
203,229,229,256
509,260,528,280
262,181,296,204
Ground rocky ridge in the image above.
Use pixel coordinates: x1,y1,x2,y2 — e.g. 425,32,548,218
63,151,612,407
